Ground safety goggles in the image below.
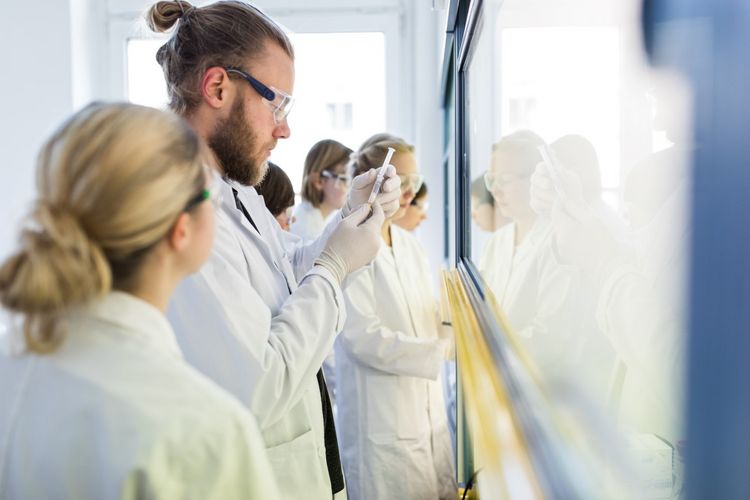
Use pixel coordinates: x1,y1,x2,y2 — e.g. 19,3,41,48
225,67,295,124
412,198,429,212
320,170,351,186
398,173,424,193
185,182,223,212
483,171,530,190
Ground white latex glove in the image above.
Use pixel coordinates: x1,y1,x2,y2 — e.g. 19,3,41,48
315,203,385,284
341,165,401,219
531,162,618,271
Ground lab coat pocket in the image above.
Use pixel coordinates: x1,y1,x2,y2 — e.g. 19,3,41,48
366,373,422,441
364,437,437,500
266,429,327,497
366,373,400,440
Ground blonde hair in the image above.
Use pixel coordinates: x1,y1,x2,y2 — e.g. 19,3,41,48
491,130,546,174
147,0,294,116
0,102,205,353
301,139,353,207
349,133,414,178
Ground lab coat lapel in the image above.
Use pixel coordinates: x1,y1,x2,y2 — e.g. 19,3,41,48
492,225,516,305
390,226,423,339
225,182,298,293
503,221,551,311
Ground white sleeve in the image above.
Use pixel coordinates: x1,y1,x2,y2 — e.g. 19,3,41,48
168,232,345,430
280,210,342,282
514,250,581,370
338,266,449,380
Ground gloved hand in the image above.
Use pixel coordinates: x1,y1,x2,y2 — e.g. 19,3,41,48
315,203,385,284
530,161,590,222
341,165,401,219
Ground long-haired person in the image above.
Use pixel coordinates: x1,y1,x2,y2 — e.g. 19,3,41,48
335,133,456,500
256,161,296,231
146,2,400,498
291,139,353,241
481,130,581,378
290,139,353,409
394,182,428,231
0,103,278,500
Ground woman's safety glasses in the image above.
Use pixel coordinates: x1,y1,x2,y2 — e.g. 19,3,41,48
483,171,530,191
320,170,351,187
398,173,424,193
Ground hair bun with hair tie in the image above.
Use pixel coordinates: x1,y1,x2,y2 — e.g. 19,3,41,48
176,0,195,18
31,203,88,251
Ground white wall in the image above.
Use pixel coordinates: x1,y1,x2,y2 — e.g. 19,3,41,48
71,0,109,107
409,0,447,278
0,0,74,260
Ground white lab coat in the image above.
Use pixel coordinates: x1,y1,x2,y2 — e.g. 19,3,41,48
0,292,278,500
168,176,347,500
290,199,339,410
335,225,455,500
479,220,583,377
597,183,687,442
290,199,327,242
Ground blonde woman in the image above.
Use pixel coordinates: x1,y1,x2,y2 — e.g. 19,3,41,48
0,103,278,500
394,182,428,231
335,133,456,500
291,139,353,242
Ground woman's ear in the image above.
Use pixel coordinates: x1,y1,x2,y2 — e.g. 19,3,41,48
310,172,324,190
168,212,192,253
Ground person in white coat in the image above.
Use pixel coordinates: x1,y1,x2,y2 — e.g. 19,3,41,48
146,3,401,499
480,131,583,378
291,139,353,242
291,139,354,409
256,162,296,231
393,182,428,232
336,133,456,500
0,103,279,500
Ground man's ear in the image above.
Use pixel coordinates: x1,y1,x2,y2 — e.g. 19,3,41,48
201,67,232,109
168,212,191,252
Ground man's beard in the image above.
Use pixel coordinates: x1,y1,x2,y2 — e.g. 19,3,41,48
208,98,268,186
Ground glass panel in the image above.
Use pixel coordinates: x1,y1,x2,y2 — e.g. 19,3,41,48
465,0,691,496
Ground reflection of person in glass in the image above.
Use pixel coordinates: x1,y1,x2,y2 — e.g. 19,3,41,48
529,134,621,400
480,130,582,377
336,133,455,500
470,176,509,233
528,101,688,447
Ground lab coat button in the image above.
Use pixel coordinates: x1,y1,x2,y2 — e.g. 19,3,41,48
318,446,326,457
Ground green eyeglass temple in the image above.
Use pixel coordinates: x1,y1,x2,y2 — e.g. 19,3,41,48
185,189,210,211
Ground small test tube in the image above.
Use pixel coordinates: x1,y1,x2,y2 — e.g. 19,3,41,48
367,147,396,204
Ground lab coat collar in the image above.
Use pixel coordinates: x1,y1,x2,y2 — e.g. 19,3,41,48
79,291,183,361
219,175,299,295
